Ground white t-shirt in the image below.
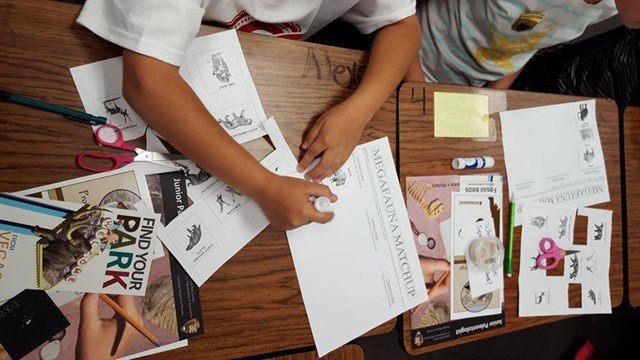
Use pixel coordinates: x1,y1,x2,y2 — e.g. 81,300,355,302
417,0,618,86
77,0,415,66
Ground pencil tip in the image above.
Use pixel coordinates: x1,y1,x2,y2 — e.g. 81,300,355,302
155,341,163,347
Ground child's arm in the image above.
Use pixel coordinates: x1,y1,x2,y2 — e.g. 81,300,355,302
485,69,522,90
404,56,426,82
298,15,421,181
122,50,337,230
616,0,640,29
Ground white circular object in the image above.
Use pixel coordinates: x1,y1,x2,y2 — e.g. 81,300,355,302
417,233,429,246
467,236,504,272
39,340,61,360
313,196,332,213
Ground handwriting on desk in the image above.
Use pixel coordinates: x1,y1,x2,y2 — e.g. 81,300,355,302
410,87,427,115
302,47,363,89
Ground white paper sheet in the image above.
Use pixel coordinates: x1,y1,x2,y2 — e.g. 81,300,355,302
518,203,612,316
286,137,427,357
500,100,609,225
71,29,267,144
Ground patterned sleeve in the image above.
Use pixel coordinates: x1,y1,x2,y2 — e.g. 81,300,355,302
77,0,206,66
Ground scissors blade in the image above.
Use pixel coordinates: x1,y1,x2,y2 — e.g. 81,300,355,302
564,250,580,256
135,151,186,162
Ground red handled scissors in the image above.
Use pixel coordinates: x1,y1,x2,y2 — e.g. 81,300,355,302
77,123,185,172
536,237,580,270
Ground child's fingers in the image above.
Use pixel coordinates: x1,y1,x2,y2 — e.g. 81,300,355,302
306,151,338,181
312,152,349,182
298,141,325,174
306,182,337,202
301,121,324,151
308,209,334,224
80,293,100,321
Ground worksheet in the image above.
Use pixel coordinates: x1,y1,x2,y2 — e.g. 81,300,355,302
158,118,297,286
518,203,612,316
500,100,609,225
286,137,427,357
71,29,267,144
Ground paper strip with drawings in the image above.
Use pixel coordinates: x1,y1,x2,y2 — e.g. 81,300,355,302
500,100,609,225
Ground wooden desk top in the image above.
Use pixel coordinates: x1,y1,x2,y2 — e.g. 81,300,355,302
0,0,395,358
397,82,624,355
624,106,640,307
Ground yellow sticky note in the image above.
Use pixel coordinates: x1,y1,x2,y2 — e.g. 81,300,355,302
434,92,489,138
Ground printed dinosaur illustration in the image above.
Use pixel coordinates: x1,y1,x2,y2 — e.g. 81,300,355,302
216,194,230,213
587,289,597,305
217,110,253,130
224,186,242,202
569,254,579,280
583,147,595,163
530,255,540,271
594,223,604,241
577,103,588,121
184,167,211,186
185,224,202,251
330,168,347,186
211,53,231,83
535,291,547,304
558,216,568,239
531,216,546,229
103,97,132,123
586,265,594,274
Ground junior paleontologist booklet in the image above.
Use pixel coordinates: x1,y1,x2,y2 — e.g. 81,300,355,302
0,193,160,300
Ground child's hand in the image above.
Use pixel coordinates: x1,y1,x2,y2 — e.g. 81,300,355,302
254,174,337,230
297,101,369,182
77,293,142,360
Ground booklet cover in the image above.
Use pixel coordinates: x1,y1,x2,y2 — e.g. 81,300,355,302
405,175,505,350
0,194,160,298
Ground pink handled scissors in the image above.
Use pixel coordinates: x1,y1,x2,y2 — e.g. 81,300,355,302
77,123,185,172
536,237,580,270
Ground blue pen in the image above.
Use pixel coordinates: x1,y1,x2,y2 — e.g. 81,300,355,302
1,89,107,125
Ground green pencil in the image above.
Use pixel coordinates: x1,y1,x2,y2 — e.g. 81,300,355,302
1,89,107,125
505,199,516,277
